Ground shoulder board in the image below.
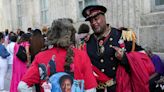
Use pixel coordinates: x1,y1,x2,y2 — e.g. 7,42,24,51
119,27,128,31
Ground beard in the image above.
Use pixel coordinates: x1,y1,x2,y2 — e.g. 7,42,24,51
93,28,104,36
92,25,106,37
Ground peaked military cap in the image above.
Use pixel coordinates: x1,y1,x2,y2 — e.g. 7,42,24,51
82,5,107,21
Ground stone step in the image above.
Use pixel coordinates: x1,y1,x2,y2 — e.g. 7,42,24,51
139,25,164,52
140,11,164,26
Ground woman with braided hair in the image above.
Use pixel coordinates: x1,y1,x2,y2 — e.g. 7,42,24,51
18,18,97,92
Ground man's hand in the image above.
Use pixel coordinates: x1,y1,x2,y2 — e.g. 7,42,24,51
112,46,124,60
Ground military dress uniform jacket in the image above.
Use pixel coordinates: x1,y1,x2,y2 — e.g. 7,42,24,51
86,27,144,80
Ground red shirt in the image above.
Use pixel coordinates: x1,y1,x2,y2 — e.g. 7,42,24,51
21,47,97,92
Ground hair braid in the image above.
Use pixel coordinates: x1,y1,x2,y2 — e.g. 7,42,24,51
64,47,74,73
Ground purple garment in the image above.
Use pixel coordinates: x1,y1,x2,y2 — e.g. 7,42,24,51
151,54,164,75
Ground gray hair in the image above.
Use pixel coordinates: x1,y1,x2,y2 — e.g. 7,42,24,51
46,18,76,48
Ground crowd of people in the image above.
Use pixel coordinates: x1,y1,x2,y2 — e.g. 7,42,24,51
0,5,163,92
0,28,46,92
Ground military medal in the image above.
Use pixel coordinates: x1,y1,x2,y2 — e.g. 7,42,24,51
99,40,105,55
100,46,105,54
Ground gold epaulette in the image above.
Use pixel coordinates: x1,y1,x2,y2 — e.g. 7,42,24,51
121,28,136,41
121,28,136,51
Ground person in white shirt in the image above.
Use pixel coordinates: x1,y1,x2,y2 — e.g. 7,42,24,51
6,35,17,89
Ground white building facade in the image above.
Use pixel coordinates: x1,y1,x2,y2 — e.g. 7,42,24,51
0,0,164,53
0,0,144,31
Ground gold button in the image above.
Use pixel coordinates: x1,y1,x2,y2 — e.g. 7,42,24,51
100,59,104,63
112,67,116,70
110,57,113,61
110,38,113,41
109,45,112,47
101,69,105,72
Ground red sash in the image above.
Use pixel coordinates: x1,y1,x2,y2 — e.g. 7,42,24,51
92,52,155,92
92,65,111,83
116,52,155,92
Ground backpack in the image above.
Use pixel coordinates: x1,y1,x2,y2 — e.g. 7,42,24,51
38,55,84,92
16,45,27,62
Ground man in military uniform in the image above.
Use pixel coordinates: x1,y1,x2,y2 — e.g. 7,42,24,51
82,5,155,92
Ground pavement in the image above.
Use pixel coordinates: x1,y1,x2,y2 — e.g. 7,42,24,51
3,71,11,92
0,91,9,92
